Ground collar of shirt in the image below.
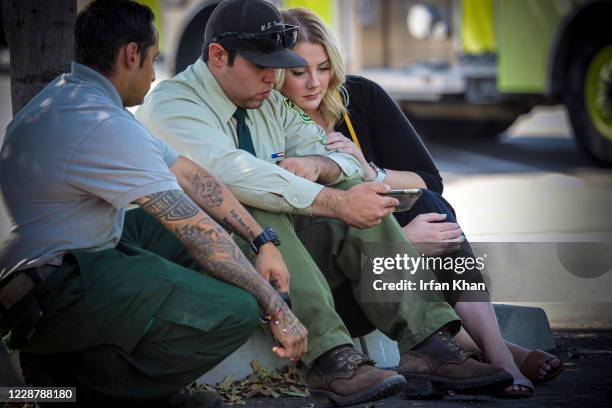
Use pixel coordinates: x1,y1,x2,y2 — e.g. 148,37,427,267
191,59,244,125
70,61,123,109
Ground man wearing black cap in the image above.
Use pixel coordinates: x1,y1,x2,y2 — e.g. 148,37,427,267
137,0,513,405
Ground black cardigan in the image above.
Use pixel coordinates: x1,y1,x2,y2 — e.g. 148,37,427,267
334,75,443,194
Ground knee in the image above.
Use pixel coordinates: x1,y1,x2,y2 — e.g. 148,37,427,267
418,189,441,206
226,291,260,338
418,189,456,218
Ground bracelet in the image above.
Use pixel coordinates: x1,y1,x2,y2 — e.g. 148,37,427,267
368,162,386,183
259,307,283,324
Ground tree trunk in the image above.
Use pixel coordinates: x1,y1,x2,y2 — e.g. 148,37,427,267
0,0,76,386
2,0,76,114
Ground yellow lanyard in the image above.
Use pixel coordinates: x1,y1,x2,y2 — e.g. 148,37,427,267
343,111,363,152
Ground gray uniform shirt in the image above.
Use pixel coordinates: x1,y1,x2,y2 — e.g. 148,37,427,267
0,62,180,278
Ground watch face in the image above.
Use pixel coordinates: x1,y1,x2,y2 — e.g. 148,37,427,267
265,228,281,245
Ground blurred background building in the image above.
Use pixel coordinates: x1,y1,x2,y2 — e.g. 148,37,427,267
133,0,612,166
3,0,608,164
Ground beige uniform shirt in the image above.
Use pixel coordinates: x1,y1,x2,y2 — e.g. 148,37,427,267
136,59,364,215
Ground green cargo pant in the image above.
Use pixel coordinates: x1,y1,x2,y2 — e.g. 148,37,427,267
13,208,260,402
243,180,460,363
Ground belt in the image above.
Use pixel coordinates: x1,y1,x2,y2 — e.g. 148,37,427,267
0,265,58,311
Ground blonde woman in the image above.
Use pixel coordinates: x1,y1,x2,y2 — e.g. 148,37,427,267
278,7,564,398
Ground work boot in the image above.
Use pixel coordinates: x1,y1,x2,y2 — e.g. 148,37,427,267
399,328,514,397
307,345,406,406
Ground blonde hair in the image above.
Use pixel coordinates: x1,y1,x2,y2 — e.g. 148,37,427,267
277,8,348,130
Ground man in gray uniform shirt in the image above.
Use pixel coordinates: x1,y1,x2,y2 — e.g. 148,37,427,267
137,0,513,405
0,1,307,406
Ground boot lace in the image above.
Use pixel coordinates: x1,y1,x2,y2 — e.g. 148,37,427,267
333,346,375,371
437,330,471,357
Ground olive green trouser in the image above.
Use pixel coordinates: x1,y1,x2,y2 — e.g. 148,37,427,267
242,180,460,364
13,208,260,402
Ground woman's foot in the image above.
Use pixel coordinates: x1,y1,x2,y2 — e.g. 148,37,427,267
497,377,534,398
515,349,565,384
485,349,534,398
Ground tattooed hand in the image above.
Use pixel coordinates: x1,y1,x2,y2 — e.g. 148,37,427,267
269,306,308,362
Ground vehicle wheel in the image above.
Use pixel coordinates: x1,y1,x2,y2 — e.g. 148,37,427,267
565,39,612,167
174,5,218,74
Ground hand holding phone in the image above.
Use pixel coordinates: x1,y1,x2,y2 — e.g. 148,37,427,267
378,189,422,212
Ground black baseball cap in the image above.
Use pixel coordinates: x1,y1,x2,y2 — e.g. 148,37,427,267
204,0,308,68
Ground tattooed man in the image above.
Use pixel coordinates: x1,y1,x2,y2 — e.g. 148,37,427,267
0,1,305,406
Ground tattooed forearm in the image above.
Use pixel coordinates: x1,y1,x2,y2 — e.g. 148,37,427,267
192,168,223,208
134,190,199,221
135,188,284,316
171,158,264,242
221,217,239,235
174,217,281,315
226,208,255,240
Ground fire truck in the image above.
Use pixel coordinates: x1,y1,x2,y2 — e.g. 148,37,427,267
143,0,612,166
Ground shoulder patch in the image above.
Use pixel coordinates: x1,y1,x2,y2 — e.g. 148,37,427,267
284,98,314,124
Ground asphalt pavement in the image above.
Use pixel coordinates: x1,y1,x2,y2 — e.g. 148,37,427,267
420,107,612,329
236,330,612,408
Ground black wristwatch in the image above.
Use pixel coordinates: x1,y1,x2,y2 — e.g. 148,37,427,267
250,227,281,254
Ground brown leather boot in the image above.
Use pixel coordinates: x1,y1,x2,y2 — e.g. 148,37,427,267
307,345,406,406
399,329,514,396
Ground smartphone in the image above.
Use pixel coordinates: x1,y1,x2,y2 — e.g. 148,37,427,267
379,189,422,212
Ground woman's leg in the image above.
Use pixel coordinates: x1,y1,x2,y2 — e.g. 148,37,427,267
435,292,561,388
454,299,533,393
454,326,481,354
398,191,532,393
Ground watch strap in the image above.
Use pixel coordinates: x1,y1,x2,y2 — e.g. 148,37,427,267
250,227,280,254
369,162,386,183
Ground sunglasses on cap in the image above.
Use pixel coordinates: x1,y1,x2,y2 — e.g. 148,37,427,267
211,24,300,52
